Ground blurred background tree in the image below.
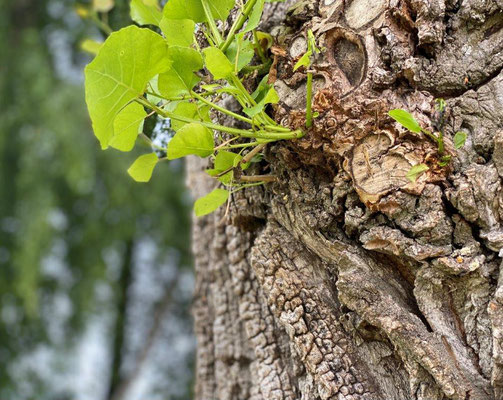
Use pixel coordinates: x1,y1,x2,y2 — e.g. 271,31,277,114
0,0,195,399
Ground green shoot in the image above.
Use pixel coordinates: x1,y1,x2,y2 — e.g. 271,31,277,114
388,100,467,181
294,30,320,129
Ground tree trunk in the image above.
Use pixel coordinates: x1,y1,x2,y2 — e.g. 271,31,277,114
187,1,503,399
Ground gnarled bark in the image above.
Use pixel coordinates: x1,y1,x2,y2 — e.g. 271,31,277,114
188,1,503,398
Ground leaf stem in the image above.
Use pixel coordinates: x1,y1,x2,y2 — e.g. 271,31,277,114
229,74,256,107
437,130,445,154
421,128,441,145
91,12,113,35
217,141,267,150
201,0,223,46
190,90,253,125
220,0,259,53
137,97,304,140
230,181,265,193
140,133,166,151
145,91,213,102
306,71,313,128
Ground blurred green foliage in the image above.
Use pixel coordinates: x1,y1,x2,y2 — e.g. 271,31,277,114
0,0,192,396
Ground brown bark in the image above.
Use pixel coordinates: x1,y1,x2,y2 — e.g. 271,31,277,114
188,1,503,399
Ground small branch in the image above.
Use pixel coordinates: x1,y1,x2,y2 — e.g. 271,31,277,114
241,142,266,165
239,174,277,183
215,143,266,178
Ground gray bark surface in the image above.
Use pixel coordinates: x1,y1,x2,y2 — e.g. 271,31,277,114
187,1,503,399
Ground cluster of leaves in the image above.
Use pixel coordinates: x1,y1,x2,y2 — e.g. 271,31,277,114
83,0,303,216
388,99,467,182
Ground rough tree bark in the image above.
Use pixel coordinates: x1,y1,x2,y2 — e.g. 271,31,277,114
187,1,503,399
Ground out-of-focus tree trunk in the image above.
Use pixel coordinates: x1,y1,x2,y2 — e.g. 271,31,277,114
188,0,503,398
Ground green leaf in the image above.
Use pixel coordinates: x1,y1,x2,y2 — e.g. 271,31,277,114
80,39,102,55
146,75,163,104
127,153,159,182
171,102,210,131
109,102,147,151
243,0,265,32
203,47,234,79
244,87,279,117
454,131,467,149
388,109,422,133
130,0,162,26
194,188,229,216
225,36,254,72
215,151,242,170
159,18,195,47
251,74,270,100
293,50,311,71
167,123,214,159
307,29,320,54
158,46,202,98
163,0,234,22
206,151,243,183
406,163,429,183
85,26,170,148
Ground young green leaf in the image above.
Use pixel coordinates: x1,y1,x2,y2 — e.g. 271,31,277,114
406,163,429,183
251,74,270,100
225,36,255,72
167,123,214,159
130,0,162,27
206,151,243,183
454,131,467,149
243,87,279,117
159,18,195,47
109,102,147,151
194,188,229,216
127,153,159,182
80,39,103,55
293,50,312,71
307,29,320,54
163,0,235,23
170,102,210,131
255,31,273,50
388,109,422,133
243,0,265,32
85,26,170,148
215,150,242,170
203,47,234,79
158,46,203,98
